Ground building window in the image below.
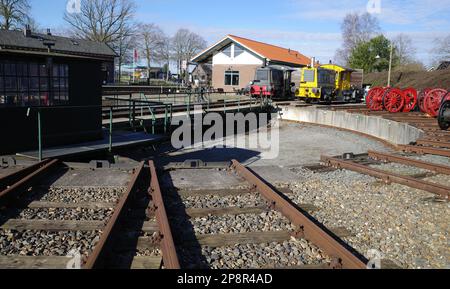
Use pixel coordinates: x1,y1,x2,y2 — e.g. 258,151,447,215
0,61,69,106
234,44,244,57
225,71,239,86
222,45,232,57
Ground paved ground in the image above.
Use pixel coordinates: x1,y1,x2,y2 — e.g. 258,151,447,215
159,121,392,180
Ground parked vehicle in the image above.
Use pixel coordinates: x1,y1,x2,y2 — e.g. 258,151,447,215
294,64,364,103
250,65,296,99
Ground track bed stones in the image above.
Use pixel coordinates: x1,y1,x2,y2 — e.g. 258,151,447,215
289,166,449,269
422,174,450,187
369,162,429,176
12,208,114,221
191,212,295,235
0,230,100,259
35,187,125,203
167,184,334,269
408,154,450,166
182,192,265,210
202,239,330,269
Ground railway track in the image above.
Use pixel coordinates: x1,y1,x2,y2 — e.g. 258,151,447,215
158,160,368,269
0,159,372,269
321,151,450,201
0,160,178,269
342,108,450,158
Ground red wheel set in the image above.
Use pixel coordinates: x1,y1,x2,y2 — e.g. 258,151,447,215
366,87,450,116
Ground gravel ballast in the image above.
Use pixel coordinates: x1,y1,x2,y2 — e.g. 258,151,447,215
39,187,124,203
191,212,295,235
14,208,114,221
288,166,449,269
0,230,100,258
202,239,330,269
182,193,265,209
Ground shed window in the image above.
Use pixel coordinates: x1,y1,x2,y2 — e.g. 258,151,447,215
234,44,244,57
0,61,69,106
225,71,239,86
222,45,232,57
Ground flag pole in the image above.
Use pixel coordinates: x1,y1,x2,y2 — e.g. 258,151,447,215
132,49,135,84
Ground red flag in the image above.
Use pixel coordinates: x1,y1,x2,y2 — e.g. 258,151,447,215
134,49,138,62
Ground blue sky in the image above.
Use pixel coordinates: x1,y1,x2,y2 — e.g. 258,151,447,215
29,0,450,66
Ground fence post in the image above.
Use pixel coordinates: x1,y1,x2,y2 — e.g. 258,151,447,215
109,107,113,153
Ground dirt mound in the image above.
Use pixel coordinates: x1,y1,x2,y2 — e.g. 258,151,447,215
365,69,450,91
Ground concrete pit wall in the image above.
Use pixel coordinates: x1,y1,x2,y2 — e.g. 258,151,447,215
280,106,424,146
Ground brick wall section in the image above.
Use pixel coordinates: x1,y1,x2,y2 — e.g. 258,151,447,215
212,64,261,92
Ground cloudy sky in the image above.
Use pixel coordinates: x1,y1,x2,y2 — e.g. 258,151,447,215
30,0,450,66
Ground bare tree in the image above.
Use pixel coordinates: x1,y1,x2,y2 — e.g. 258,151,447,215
64,0,135,45
335,12,381,65
154,35,172,81
137,23,165,78
113,26,138,83
172,29,207,82
0,0,32,30
432,34,450,65
393,33,417,65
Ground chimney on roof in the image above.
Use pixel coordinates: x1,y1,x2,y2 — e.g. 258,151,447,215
329,60,332,64
311,57,316,67
23,25,31,37
47,29,52,36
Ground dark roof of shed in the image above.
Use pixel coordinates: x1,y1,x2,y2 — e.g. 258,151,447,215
0,29,117,59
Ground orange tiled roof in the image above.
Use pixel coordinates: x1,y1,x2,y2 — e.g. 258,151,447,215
229,35,311,66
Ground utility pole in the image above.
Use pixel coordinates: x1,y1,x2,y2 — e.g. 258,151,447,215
387,44,393,87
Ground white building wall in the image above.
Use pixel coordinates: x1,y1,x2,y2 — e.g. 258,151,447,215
212,43,263,66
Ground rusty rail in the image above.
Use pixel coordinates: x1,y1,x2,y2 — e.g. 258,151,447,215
368,151,450,175
0,159,59,202
84,162,145,269
321,155,449,200
398,145,450,157
149,160,180,269
230,160,367,269
416,140,450,149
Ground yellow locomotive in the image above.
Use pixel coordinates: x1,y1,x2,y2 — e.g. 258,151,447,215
294,63,363,103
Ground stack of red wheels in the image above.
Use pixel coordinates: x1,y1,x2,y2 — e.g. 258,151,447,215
366,87,449,116
422,88,448,117
366,87,418,113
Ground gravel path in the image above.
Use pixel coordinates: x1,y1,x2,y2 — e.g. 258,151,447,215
288,167,449,269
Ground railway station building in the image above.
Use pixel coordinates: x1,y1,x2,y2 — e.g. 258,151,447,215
191,35,311,92
0,27,117,154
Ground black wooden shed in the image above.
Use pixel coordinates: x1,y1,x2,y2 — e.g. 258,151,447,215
0,27,117,155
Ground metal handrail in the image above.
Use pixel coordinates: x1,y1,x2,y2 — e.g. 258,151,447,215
15,101,174,162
